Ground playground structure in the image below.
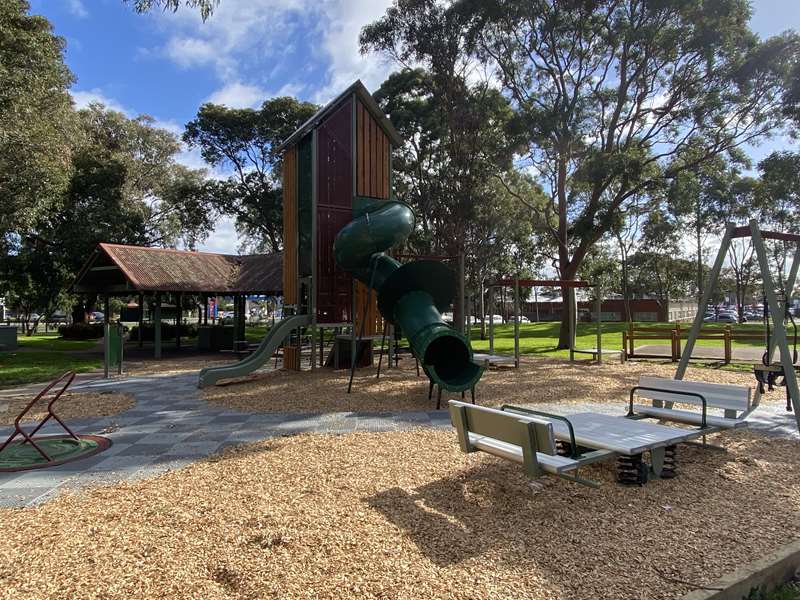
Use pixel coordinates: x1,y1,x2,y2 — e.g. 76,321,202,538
199,81,483,395
482,278,622,367
676,220,800,433
449,373,758,486
0,371,111,471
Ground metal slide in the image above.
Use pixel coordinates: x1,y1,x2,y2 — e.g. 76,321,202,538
334,200,483,392
197,314,311,387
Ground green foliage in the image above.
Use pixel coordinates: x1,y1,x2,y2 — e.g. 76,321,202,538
57,323,105,340
0,0,74,238
128,322,198,341
1,241,72,336
183,97,318,252
124,0,219,21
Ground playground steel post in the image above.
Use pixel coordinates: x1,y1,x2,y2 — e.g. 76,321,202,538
595,289,602,364
514,278,520,368
568,287,575,362
751,221,800,428
488,286,495,355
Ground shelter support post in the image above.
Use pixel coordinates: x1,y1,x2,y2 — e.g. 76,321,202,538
103,295,110,378
751,221,800,429
676,223,735,380
176,292,182,350
137,292,144,348
154,292,162,359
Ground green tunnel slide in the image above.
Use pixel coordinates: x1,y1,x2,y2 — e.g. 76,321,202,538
198,201,483,393
334,200,483,393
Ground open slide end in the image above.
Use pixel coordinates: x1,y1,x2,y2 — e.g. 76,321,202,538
424,333,484,391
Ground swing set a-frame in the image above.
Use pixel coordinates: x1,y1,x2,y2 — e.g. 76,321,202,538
676,220,800,433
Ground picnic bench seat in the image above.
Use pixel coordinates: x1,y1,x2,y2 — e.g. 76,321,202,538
448,400,613,487
628,376,757,430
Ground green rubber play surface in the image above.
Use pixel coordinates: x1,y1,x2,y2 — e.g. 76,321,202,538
0,435,111,472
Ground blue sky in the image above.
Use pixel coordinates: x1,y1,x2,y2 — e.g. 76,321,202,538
29,0,800,254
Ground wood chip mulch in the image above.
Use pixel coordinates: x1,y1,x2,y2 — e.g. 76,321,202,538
0,428,797,599
203,357,783,414
0,391,135,426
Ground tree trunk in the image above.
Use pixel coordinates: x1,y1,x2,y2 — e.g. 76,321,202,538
71,296,96,324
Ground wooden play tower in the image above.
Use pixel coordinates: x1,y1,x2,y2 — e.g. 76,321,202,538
276,80,403,370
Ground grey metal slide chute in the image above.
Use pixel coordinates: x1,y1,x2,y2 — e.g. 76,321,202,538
197,314,311,388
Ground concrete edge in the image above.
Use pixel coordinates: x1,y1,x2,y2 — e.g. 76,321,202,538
681,539,800,600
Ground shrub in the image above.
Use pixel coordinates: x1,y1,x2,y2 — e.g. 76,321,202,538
58,323,105,340
127,322,198,341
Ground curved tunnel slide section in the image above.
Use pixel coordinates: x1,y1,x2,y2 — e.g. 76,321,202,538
198,314,311,387
334,201,483,392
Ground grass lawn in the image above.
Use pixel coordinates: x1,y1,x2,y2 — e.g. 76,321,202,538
17,332,98,352
0,332,102,387
469,321,768,360
0,351,102,387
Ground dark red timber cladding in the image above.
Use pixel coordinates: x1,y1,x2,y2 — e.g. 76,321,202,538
315,96,354,324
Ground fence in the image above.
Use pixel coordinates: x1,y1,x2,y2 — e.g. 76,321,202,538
622,322,764,363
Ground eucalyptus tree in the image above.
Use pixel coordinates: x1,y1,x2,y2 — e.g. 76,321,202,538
183,97,318,253
125,0,218,20
455,0,796,345
0,0,74,242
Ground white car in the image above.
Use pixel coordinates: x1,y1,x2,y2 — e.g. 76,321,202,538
483,315,504,324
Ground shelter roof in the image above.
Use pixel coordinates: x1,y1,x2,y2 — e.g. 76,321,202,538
72,243,282,295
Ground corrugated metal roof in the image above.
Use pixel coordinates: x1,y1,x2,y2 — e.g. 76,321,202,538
73,243,283,294
275,79,402,153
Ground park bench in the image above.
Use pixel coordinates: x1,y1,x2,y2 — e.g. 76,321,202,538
448,400,613,487
627,376,757,430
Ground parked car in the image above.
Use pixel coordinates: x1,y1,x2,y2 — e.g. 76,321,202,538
483,315,504,324
90,311,104,322
705,313,737,323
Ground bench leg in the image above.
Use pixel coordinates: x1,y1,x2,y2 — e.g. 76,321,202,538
649,445,677,479
436,386,442,410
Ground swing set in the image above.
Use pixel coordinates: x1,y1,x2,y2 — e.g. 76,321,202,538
676,220,800,432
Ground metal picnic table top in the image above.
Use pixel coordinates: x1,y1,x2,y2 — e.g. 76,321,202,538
546,412,700,455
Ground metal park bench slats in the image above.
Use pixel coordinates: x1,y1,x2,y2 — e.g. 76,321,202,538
448,401,613,487
629,376,755,430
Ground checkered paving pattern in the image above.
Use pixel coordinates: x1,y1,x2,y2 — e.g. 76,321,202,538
0,373,452,508
0,372,796,508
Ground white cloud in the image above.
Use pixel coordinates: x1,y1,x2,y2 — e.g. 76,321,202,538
311,0,395,103
66,0,88,18
148,0,396,105
205,81,267,108
71,88,131,114
196,215,240,254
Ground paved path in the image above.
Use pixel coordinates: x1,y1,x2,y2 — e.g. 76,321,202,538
0,372,797,508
